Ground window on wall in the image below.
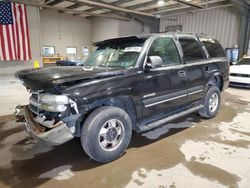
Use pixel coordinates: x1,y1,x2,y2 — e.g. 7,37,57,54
42,46,55,56
179,38,205,62
66,47,77,55
148,37,181,66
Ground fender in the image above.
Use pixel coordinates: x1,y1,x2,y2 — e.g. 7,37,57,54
205,72,223,92
76,95,138,131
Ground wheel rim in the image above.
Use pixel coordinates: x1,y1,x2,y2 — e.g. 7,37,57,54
98,119,125,151
209,93,219,113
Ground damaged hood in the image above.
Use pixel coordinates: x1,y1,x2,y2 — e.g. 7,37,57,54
15,66,126,90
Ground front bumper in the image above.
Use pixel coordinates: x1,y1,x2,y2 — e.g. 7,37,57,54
229,76,250,88
23,106,74,145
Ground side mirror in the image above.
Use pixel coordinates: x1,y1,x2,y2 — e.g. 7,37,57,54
145,56,163,69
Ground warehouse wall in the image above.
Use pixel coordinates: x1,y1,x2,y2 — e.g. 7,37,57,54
90,17,120,43
0,6,40,75
91,17,149,43
119,19,145,36
160,6,240,48
40,9,91,60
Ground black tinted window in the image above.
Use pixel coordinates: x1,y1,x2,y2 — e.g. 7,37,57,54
148,37,181,66
179,38,205,62
201,40,226,58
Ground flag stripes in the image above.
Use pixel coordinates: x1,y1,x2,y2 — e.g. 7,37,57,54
0,2,31,61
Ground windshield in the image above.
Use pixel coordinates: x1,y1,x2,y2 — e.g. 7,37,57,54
237,58,250,65
84,39,146,68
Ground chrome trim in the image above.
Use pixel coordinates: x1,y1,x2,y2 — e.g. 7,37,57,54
145,94,187,108
143,93,156,98
30,98,42,107
188,89,203,95
145,89,204,108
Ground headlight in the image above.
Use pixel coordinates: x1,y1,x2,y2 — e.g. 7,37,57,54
40,94,69,105
40,104,67,112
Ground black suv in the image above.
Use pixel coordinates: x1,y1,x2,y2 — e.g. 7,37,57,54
16,33,229,163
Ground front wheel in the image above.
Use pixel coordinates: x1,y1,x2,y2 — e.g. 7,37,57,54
198,86,221,119
81,106,132,163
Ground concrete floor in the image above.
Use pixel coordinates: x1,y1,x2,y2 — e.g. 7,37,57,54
0,75,249,188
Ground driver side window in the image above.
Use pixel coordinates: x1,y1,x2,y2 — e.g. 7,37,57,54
148,37,181,66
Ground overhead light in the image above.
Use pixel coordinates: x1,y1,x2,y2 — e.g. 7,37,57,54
158,0,164,6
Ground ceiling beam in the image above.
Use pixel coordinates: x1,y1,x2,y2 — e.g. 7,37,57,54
10,0,131,21
47,0,64,6
230,0,250,12
127,0,158,10
161,0,231,15
81,6,103,13
74,0,154,17
176,0,203,9
80,0,118,13
144,2,182,13
113,0,135,6
67,3,83,9
155,0,228,14
44,0,57,4
162,3,233,17
85,0,140,16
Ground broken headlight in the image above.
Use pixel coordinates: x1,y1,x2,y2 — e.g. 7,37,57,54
39,94,69,105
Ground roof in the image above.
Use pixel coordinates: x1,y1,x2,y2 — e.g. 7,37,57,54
94,35,151,46
94,32,214,46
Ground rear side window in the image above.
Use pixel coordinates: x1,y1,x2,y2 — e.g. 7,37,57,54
201,39,226,58
179,38,205,62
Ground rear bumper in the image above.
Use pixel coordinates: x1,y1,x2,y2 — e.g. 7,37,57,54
23,106,74,145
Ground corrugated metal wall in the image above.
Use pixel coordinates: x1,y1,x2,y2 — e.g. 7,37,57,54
160,7,241,48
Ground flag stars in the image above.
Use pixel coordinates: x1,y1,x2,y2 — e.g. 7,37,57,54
0,1,13,25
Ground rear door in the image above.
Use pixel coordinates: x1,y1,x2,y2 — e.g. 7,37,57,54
178,37,208,104
139,37,188,119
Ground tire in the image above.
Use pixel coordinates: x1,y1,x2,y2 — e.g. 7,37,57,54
81,106,132,163
198,86,221,119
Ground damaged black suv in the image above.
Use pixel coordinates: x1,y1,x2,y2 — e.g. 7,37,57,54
16,33,229,163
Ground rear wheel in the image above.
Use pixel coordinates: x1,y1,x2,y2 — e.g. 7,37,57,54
198,86,221,119
81,106,132,163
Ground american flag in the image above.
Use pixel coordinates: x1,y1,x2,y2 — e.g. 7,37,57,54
0,1,31,61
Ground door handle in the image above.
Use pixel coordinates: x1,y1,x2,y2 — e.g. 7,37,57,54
178,70,186,77
204,66,209,72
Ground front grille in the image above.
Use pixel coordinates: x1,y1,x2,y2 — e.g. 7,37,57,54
31,93,39,101
29,91,43,115
230,73,250,78
28,103,39,115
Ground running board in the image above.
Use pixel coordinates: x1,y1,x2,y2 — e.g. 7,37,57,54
138,105,203,132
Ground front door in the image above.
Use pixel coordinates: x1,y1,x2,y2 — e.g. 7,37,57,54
139,37,188,120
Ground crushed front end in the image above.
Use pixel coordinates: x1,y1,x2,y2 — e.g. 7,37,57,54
16,91,81,145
